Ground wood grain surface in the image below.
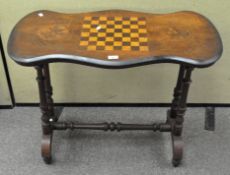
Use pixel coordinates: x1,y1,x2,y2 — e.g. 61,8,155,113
7,10,222,68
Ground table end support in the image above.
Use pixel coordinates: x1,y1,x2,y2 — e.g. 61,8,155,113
168,65,193,166
36,64,56,164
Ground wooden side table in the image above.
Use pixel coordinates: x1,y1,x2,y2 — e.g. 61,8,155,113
7,10,222,166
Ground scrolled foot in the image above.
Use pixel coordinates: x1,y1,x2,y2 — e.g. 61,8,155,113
41,133,53,164
171,133,183,167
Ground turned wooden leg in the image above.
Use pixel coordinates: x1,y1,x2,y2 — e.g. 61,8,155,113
168,65,193,167
36,64,55,164
166,66,185,124
43,64,57,122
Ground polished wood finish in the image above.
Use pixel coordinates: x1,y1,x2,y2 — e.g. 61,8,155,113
168,65,193,166
34,64,193,166
7,10,223,167
51,121,172,132
35,65,54,164
8,10,222,67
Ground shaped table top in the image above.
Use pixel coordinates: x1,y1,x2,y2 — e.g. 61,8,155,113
8,10,222,68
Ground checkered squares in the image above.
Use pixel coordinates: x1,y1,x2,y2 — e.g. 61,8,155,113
79,16,149,51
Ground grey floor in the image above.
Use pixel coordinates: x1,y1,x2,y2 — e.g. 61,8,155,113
0,107,230,175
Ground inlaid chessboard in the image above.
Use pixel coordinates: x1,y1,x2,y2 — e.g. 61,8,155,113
8,10,222,67
79,16,149,51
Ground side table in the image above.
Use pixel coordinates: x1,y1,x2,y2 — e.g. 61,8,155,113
7,10,223,166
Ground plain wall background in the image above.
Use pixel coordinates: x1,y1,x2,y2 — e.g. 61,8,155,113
0,49,11,105
0,0,229,104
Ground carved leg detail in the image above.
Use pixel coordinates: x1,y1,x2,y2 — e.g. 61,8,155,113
36,64,55,164
168,65,193,166
43,64,57,122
